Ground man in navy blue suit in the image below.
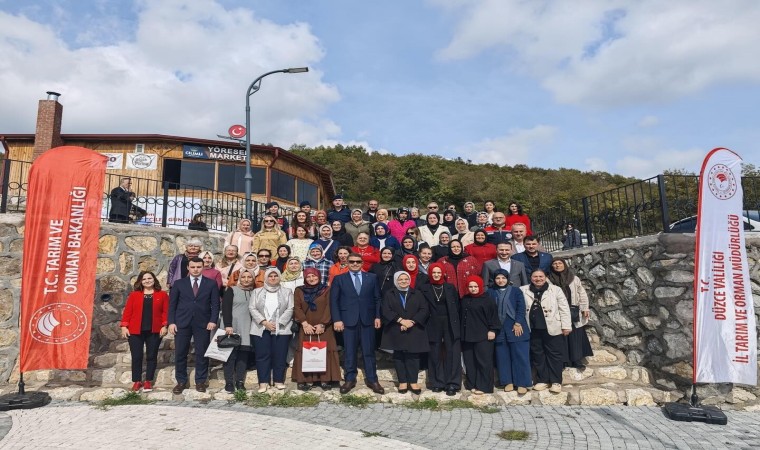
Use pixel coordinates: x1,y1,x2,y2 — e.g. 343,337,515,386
168,257,219,394
330,253,384,394
511,235,553,277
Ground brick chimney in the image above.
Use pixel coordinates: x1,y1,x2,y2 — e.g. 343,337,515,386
32,91,64,160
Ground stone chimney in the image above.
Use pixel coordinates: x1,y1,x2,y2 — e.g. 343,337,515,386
32,91,64,160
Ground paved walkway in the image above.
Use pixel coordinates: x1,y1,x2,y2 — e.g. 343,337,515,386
1,401,759,449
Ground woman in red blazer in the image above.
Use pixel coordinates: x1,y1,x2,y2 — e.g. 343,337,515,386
120,271,169,392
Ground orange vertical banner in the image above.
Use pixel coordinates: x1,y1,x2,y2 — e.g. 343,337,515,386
20,146,107,371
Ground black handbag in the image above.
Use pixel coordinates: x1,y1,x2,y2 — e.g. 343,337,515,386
217,333,241,348
291,321,301,334
569,305,580,323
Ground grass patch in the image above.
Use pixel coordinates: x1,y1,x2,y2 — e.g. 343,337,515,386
497,430,530,441
404,398,440,410
478,406,501,414
339,394,377,408
402,398,501,413
233,389,248,402
246,392,320,408
97,391,153,410
360,430,388,438
247,392,271,407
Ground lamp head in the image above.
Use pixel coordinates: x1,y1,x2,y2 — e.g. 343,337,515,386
285,67,309,73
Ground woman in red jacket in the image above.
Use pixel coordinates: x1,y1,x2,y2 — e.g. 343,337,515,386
464,229,497,266
438,239,483,298
352,232,380,272
120,271,169,392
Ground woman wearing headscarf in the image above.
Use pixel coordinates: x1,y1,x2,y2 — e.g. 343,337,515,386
352,232,380,272
292,268,341,390
441,210,458,236
331,220,354,248
470,212,489,232
453,218,474,247
200,250,223,292
369,247,399,297
418,212,447,247
228,252,260,288
345,208,372,242
252,215,287,257
225,218,255,254
438,239,481,298
505,201,533,236
381,271,430,395
272,244,292,272
488,269,531,394
281,257,305,291
465,229,497,267
548,258,593,369
388,207,416,241
401,254,429,289
218,245,243,288
460,275,500,394
303,243,334,286
221,268,255,392
431,231,451,262
394,235,419,265
250,267,294,393
289,210,316,239
370,222,400,251
315,224,338,262
520,269,571,393
286,225,314,263
418,263,461,396
328,246,352,285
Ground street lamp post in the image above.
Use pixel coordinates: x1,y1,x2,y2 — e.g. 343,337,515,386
244,67,309,218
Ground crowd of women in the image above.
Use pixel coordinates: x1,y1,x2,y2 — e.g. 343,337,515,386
121,199,592,396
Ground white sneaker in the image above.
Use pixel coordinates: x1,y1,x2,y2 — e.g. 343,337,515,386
533,383,548,391
258,384,268,393
549,383,562,393
504,384,514,392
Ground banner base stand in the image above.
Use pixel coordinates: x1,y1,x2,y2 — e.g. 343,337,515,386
662,402,728,425
0,373,51,412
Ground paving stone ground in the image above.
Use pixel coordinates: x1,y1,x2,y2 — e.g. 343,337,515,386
1,401,759,449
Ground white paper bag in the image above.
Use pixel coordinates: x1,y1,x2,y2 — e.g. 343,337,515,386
204,329,233,362
301,336,327,372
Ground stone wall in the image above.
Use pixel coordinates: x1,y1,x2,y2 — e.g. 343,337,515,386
0,213,225,382
557,232,760,402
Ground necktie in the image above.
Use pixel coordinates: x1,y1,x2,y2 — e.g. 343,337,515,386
353,273,362,295
193,278,199,296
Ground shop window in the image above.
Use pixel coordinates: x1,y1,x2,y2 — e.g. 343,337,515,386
218,164,265,193
298,179,318,207
162,159,214,190
271,170,295,201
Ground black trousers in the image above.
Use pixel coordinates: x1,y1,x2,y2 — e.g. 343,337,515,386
462,340,495,393
174,325,211,384
530,328,567,384
393,351,421,384
427,316,462,390
127,331,162,382
223,346,250,385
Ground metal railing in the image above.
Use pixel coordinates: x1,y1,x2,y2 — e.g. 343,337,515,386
533,174,760,252
0,159,294,233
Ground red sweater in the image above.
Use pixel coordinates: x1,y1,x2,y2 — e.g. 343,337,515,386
352,245,380,272
438,256,483,299
120,290,169,334
464,243,497,266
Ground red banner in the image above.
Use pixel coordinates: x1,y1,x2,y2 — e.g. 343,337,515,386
20,146,107,371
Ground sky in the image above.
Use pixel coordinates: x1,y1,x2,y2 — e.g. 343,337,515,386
0,0,759,178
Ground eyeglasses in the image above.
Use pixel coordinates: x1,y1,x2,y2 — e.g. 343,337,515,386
263,220,275,223
258,254,271,258
427,205,438,209
348,260,363,264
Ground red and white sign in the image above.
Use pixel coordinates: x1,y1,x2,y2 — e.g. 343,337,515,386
20,146,107,371
228,124,246,139
694,147,757,385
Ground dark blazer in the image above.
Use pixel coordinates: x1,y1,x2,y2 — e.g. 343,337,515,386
481,259,529,288
109,186,133,218
330,271,381,327
511,251,553,277
120,290,169,335
460,294,501,343
488,286,529,343
381,288,430,353
418,282,460,341
168,276,220,329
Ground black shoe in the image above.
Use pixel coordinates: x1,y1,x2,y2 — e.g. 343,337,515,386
297,383,310,391
445,388,457,396
431,387,443,393
572,363,587,370
235,382,245,391
411,388,422,395
340,381,356,394
224,382,235,394
320,382,332,391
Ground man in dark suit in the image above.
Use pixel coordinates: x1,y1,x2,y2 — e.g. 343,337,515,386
168,257,219,394
108,177,134,223
511,236,553,277
330,253,384,394
482,242,529,287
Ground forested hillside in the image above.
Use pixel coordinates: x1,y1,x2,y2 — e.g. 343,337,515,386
290,144,636,211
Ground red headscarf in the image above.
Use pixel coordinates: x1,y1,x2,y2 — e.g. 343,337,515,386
465,275,485,297
402,254,419,288
428,262,446,285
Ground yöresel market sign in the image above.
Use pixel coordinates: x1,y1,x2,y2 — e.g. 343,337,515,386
183,144,246,162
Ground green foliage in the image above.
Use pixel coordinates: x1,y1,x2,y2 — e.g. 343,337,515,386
96,391,154,409
233,389,248,402
339,393,377,408
289,144,637,210
402,398,500,413
246,392,320,407
247,392,271,407
360,430,389,438
497,430,530,440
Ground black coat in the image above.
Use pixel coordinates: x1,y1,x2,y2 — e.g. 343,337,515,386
418,282,461,341
369,261,398,297
109,186,133,218
460,294,501,343
381,288,430,353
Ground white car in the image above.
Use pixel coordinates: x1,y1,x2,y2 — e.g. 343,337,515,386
669,210,760,233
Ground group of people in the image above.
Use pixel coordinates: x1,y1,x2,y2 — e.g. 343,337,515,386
120,196,593,397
